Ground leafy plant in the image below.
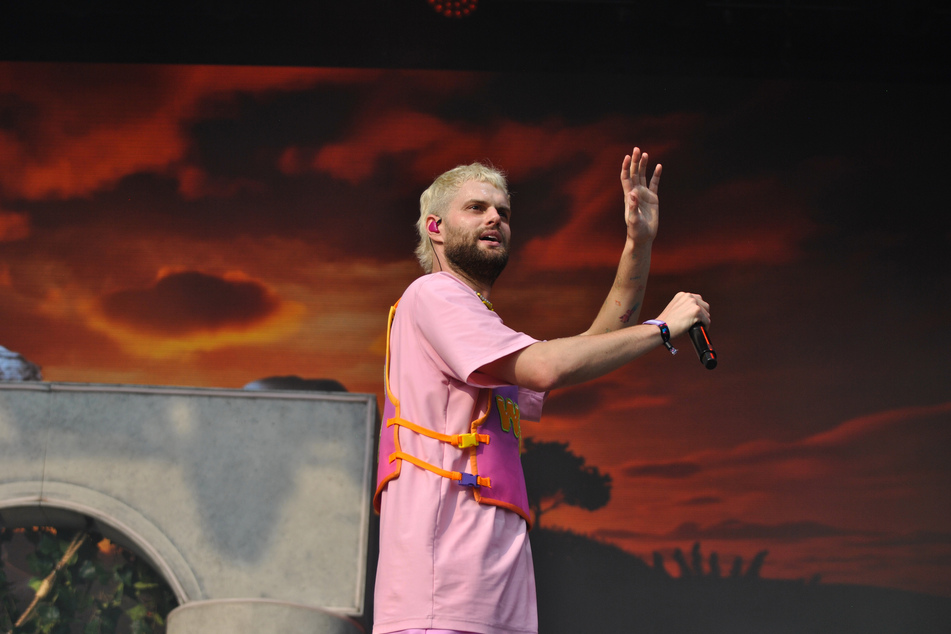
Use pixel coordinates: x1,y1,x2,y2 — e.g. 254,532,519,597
0,527,176,634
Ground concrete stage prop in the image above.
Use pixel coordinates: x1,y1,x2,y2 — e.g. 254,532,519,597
0,382,378,634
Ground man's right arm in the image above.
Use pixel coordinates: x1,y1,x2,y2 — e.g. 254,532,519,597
481,291,710,393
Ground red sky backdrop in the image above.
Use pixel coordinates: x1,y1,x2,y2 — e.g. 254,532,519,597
1,61,949,597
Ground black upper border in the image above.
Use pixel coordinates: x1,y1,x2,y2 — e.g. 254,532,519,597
2,1,949,82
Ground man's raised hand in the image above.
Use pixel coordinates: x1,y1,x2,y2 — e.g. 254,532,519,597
620,147,661,247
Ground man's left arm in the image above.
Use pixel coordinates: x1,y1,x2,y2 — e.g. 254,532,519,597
583,147,660,335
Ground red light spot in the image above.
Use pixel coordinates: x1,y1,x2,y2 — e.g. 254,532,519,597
429,0,477,18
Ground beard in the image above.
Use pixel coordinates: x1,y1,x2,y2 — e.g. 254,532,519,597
443,227,509,287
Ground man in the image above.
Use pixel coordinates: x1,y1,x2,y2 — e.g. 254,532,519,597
373,148,710,634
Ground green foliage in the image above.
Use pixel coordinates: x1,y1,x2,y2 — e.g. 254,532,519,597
0,527,175,634
1,535,18,631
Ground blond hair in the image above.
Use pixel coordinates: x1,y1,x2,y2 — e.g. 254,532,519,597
414,163,509,273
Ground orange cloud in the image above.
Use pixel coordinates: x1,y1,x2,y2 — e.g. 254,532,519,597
624,461,704,479
523,174,816,273
294,103,711,274
0,62,373,200
595,518,857,543
313,111,457,184
175,165,268,200
609,401,951,536
0,211,30,242
300,101,695,203
709,401,951,476
541,402,951,593
616,401,951,484
650,225,809,274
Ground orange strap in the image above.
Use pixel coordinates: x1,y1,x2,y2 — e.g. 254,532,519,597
387,416,490,449
389,451,491,487
384,299,491,488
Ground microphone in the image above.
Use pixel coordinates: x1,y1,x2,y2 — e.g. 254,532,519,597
688,323,717,370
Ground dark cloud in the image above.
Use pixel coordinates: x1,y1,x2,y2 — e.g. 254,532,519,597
671,80,951,279
592,528,655,541
543,383,612,417
709,403,951,479
859,532,951,548
666,520,858,542
99,270,280,335
505,153,592,244
0,92,41,145
243,375,347,392
0,299,127,371
678,496,723,507
623,461,703,479
0,62,176,148
0,211,30,241
17,165,420,266
186,85,365,180
594,519,861,544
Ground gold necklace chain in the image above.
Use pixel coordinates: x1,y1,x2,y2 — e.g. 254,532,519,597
476,292,494,311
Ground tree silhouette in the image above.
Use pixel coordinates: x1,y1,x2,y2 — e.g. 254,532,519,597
521,438,612,528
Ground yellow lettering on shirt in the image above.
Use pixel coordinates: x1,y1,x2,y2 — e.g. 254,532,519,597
495,395,521,439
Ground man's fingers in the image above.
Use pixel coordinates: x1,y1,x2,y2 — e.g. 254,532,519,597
650,163,662,193
629,147,641,180
621,155,632,179
623,148,662,199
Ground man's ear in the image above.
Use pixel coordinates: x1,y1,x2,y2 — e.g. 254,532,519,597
427,215,442,237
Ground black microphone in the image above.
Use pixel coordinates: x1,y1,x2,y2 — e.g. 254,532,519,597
688,323,717,370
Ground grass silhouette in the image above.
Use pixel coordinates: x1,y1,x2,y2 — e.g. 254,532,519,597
532,528,951,634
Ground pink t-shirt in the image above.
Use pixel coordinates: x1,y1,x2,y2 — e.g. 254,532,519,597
373,272,544,634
